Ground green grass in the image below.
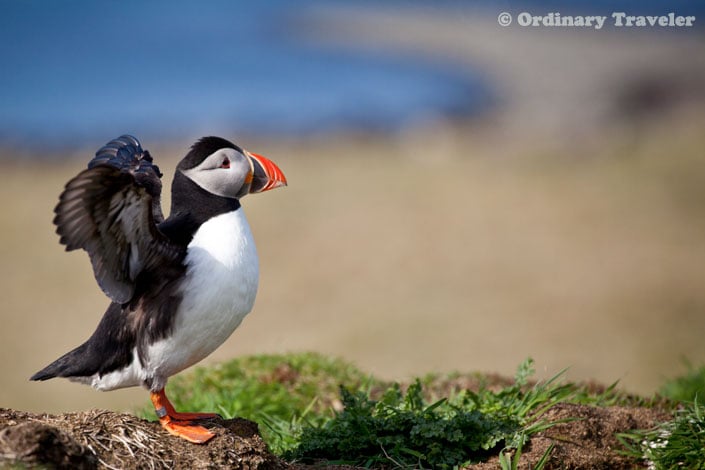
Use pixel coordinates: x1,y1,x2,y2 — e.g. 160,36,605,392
139,353,650,468
619,399,705,469
616,361,705,469
659,360,705,403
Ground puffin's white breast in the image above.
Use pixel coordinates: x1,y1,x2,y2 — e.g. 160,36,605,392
145,208,259,382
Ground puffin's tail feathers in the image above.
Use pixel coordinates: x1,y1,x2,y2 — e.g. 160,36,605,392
30,343,91,381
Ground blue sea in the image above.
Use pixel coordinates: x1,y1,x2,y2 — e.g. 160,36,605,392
0,0,702,149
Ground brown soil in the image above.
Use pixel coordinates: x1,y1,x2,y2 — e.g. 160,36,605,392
0,408,284,469
0,403,668,469
473,403,668,470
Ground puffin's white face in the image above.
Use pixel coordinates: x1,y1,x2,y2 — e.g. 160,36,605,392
181,148,253,199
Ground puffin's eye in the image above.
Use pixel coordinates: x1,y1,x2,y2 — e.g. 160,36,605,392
220,157,230,169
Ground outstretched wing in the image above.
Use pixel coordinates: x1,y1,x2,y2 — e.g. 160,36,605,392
54,135,184,304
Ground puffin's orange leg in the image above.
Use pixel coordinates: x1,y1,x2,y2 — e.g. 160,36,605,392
156,389,220,421
150,389,216,444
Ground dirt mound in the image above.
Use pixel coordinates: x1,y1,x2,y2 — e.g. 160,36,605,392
474,403,668,470
0,408,285,469
0,404,668,469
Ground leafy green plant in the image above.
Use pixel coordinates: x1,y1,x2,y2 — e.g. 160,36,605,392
286,358,576,468
286,380,514,468
618,399,705,469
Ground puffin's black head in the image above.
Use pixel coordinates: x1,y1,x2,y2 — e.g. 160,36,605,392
177,136,287,200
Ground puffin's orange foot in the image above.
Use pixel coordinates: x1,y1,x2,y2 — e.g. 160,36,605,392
159,418,215,444
150,388,219,444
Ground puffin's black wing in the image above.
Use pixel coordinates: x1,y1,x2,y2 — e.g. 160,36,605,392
54,135,184,304
88,135,166,223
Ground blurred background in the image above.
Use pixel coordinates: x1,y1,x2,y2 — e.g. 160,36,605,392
1,0,704,413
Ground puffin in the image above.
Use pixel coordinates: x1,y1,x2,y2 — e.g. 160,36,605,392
30,135,286,443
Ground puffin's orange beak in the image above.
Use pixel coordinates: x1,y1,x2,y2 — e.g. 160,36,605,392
246,151,287,193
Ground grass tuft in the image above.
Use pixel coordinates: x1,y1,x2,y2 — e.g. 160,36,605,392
618,399,705,469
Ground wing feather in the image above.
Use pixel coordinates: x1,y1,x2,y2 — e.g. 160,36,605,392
53,136,183,304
